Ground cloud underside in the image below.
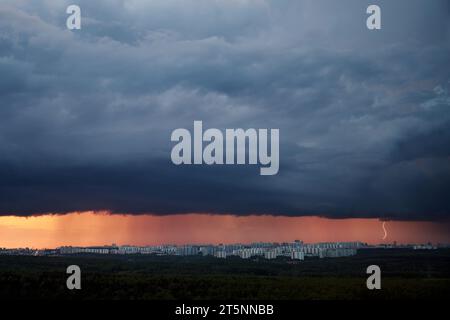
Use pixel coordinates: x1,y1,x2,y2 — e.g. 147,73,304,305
0,0,449,220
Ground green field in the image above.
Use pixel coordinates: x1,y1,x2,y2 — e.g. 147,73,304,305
0,249,449,300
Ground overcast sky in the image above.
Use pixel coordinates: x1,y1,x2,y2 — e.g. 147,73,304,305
0,0,449,220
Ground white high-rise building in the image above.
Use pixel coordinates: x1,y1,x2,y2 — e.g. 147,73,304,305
264,251,277,259
291,250,304,260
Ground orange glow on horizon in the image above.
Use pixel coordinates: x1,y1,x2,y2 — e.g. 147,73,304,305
0,212,448,249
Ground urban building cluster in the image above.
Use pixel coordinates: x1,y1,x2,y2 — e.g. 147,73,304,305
1,241,447,259
1,241,362,260
57,240,362,260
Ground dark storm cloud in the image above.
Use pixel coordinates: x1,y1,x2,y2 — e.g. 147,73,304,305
0,0,449,220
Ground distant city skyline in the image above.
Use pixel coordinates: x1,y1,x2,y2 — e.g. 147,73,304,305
1,240,446,251
1,212,449,249
1,240,444,261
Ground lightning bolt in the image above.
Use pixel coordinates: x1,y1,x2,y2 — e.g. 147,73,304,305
382,221,388,240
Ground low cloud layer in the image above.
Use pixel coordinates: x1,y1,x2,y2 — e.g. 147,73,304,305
0,0,449,220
